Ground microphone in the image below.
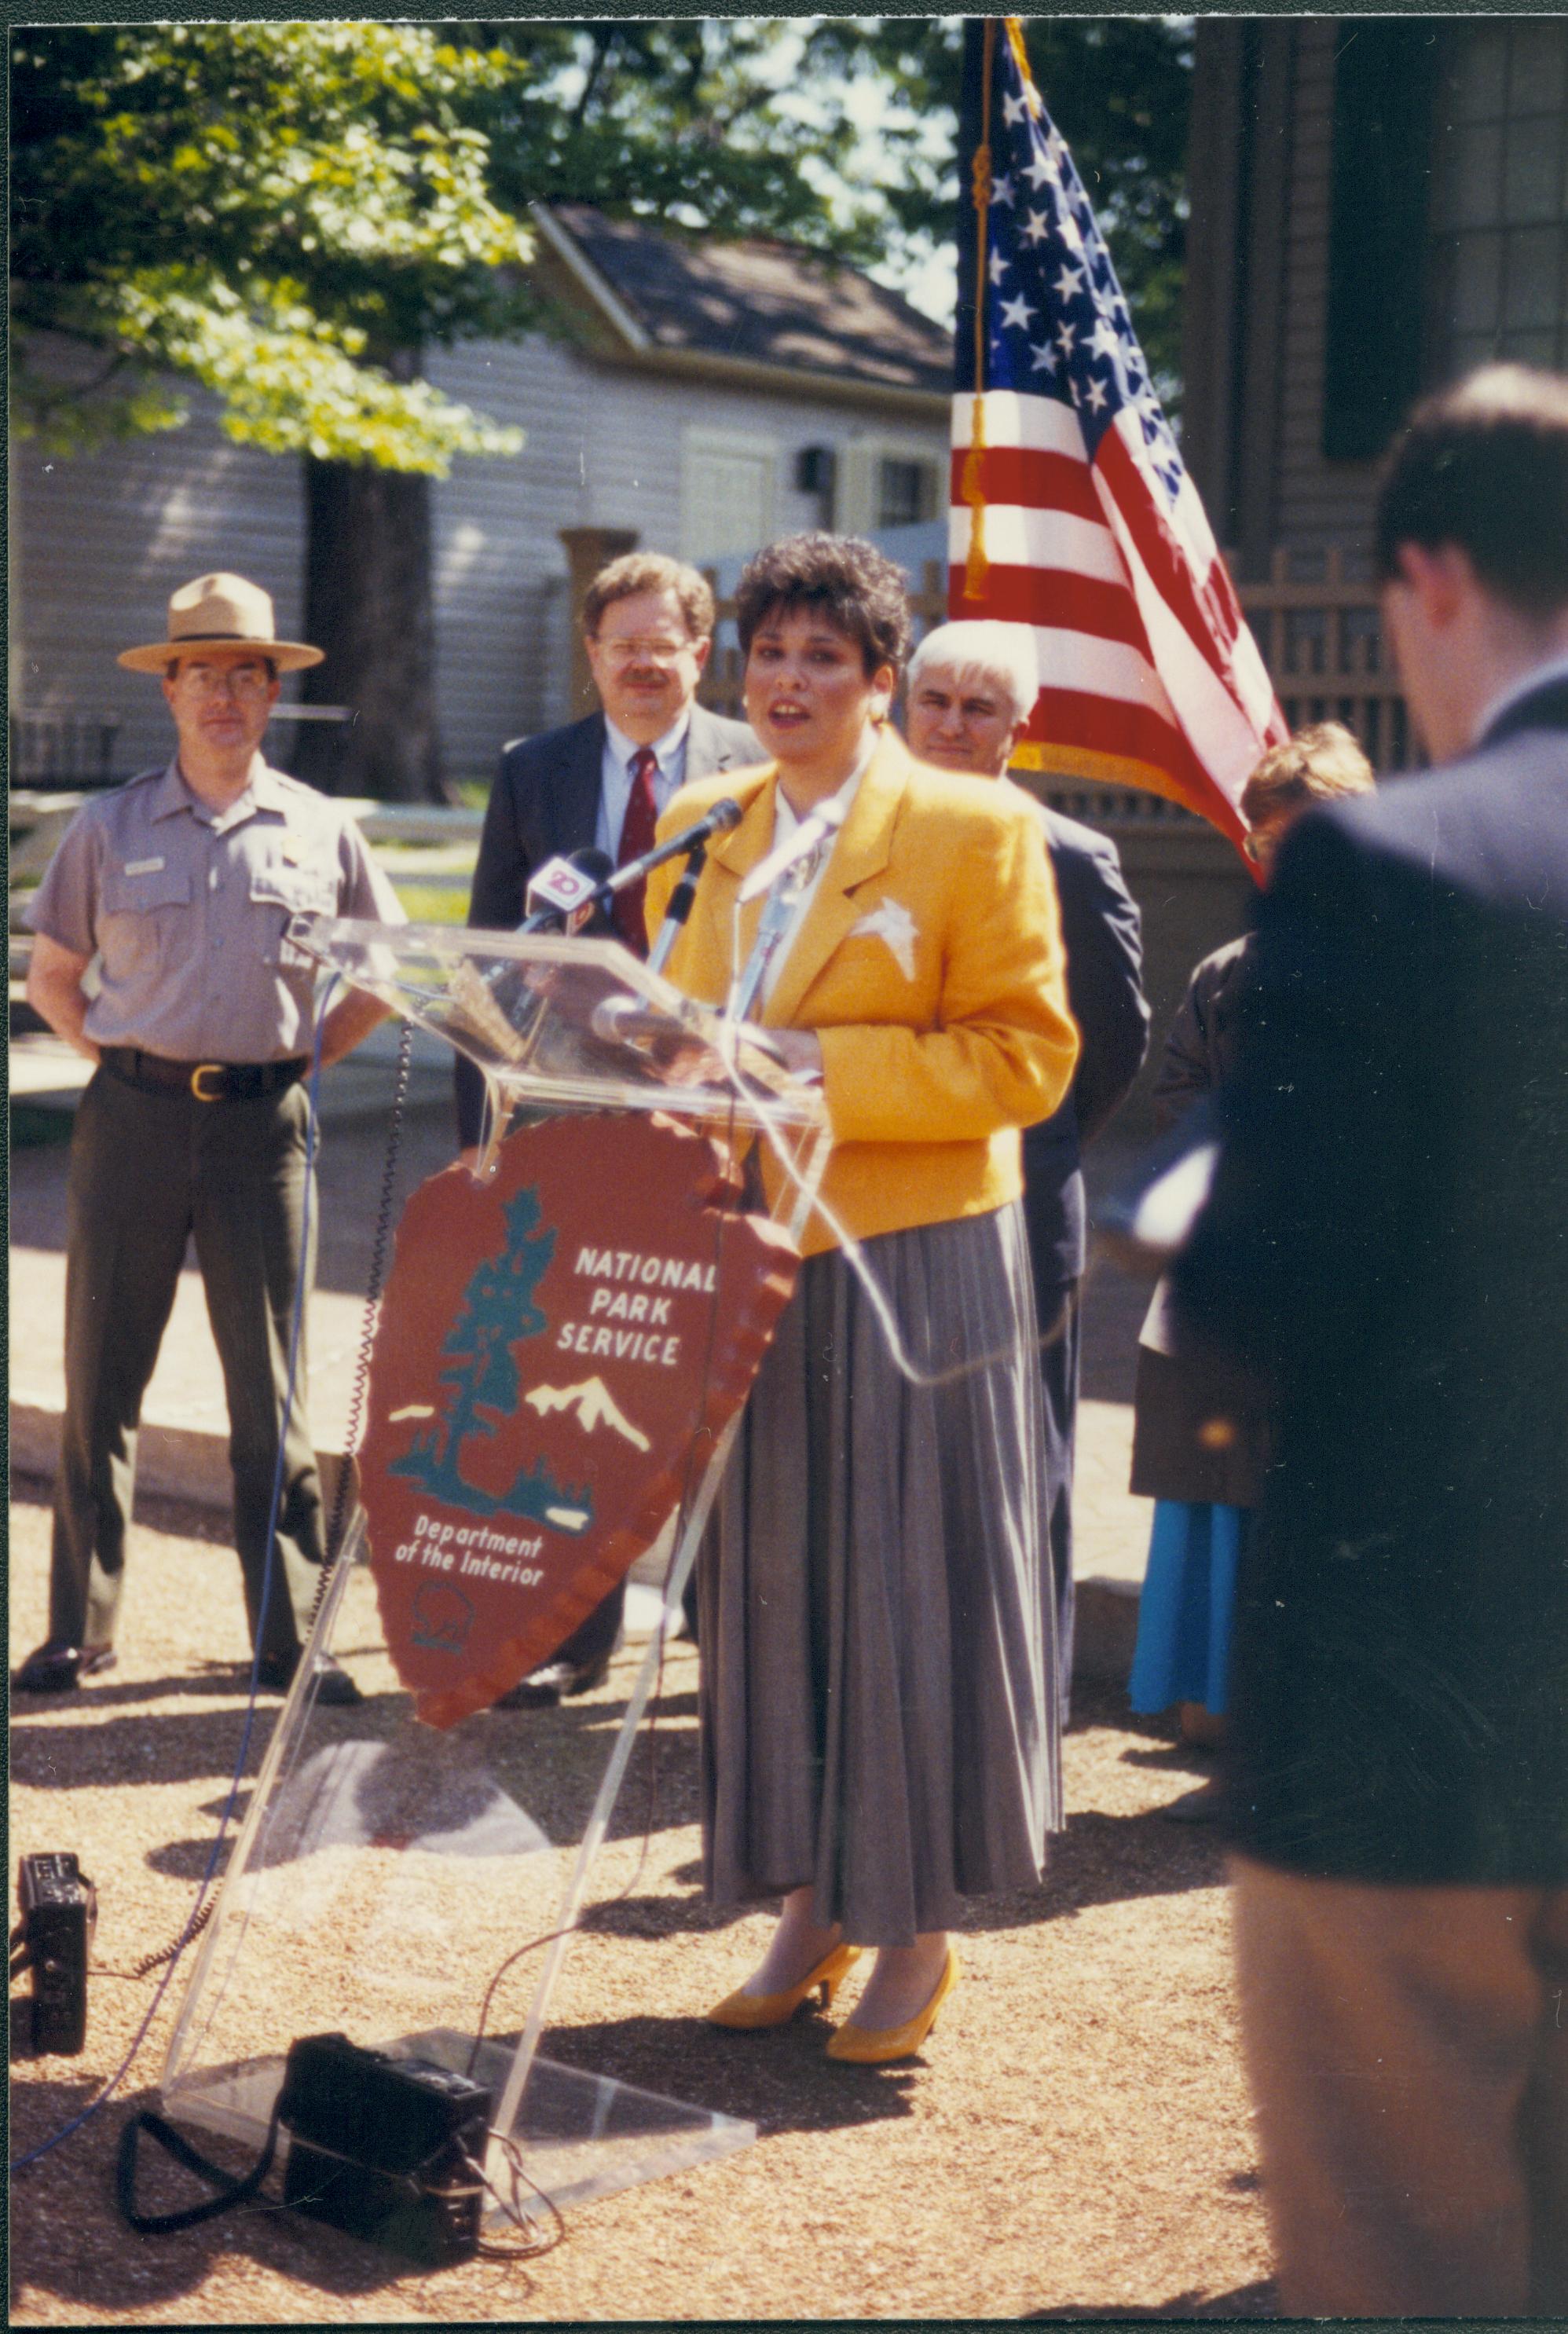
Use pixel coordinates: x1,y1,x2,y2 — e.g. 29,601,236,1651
520,848,614,933
522,802,742,940
736,797,846,906
600,797,743,899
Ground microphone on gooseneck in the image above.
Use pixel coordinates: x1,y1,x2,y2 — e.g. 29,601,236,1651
602,797,744,902
643,799,748,976
519,848,615,934
725,800,848,1024
523,808,743,940
647,845,709,977
735,796,846,906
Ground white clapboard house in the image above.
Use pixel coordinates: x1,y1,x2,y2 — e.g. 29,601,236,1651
11,202,951,790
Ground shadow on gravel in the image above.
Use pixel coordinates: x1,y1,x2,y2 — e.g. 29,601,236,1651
11,2033,899,2321
1025,2279,1278,2318
1066,1679,1178,1741
10,2078,510,2318
540,2010,918,2136
13,1665,310,1712
579,1800,1223,1950
965,1806,1224,1927
144,1834,237,1883
8,1695,402,1790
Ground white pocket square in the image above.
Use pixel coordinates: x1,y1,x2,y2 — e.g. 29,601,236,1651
850,897,918,980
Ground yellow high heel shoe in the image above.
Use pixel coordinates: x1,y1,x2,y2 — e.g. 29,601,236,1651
706,1941,861,2030
825,1945,959,2064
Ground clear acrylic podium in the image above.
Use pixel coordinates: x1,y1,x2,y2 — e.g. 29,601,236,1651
159,918,830,2222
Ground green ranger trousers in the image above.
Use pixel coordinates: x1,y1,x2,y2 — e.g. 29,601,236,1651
49,1064,328,1667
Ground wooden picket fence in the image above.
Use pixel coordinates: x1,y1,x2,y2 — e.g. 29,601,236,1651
1238,547,1412,773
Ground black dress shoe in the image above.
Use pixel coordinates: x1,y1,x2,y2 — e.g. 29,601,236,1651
493,1649,612,1710
254,1652,364,1708
13,1640,118,1693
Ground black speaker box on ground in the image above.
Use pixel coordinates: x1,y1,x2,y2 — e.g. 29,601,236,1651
14,1852,96,2055
278,2032,493,2266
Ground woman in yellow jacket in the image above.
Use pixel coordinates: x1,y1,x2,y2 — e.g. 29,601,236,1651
646,534,1079,2062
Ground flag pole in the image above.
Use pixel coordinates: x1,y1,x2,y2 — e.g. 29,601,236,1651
959,17,997,602
946,16,1286,841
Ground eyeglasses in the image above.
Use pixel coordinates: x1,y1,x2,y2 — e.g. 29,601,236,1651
589,636,696,665
174,664,273,699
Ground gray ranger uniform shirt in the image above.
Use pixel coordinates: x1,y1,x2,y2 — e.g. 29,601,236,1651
26,757,405,1062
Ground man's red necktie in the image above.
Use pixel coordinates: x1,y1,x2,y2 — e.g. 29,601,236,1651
614,745,659,954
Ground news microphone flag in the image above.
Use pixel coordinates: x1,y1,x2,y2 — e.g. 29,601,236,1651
954,19,1287,849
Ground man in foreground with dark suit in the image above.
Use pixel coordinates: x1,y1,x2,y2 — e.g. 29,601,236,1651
1176,365,1568,2315
906,620,1149,1700
460,548,758,1700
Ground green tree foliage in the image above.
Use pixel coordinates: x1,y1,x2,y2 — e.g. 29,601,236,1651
799,16,1194,398
477,18,904,257
11,24,538,468
11,20,1193,797
13,20,1195,466
10,20,919,469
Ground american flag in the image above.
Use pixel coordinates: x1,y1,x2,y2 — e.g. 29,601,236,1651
952,19,1286,847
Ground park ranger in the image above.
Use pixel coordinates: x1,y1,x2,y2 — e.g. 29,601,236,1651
16,573,405,1705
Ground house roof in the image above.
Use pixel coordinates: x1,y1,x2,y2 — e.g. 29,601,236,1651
540,203,953,405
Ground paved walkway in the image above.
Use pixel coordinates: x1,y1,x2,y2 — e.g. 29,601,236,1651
9,1028,1156,1664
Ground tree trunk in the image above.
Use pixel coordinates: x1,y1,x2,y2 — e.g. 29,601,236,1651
294,456,445,801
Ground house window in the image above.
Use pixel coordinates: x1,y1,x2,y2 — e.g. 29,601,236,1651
1431,20,1568,378
833,436,943,533
877,457,936,528
680,429,778,563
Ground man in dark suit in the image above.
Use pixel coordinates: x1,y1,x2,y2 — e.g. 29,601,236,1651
1175,365,1568,2316
460,549,758,1700
906,621,1149,1701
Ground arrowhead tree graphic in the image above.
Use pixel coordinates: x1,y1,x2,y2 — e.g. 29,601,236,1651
391,1183,592,1530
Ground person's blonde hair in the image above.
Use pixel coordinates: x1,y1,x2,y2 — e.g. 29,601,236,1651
582,551,716,642
1241,722,1375,828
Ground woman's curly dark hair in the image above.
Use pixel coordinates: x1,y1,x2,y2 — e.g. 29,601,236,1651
734,533,913,676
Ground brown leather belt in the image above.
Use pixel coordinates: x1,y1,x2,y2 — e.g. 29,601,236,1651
100,1047,308,1103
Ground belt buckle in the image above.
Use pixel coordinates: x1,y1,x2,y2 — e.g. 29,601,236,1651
190,1062,226,1103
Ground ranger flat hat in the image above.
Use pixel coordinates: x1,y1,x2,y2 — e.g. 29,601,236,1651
118,573,324,675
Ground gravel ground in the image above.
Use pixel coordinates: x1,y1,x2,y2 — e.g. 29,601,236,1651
9,1478,1276,2325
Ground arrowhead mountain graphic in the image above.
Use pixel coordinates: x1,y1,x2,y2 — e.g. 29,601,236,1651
524,1376,651,1452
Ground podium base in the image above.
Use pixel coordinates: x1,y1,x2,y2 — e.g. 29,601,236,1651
165,2029,756,2220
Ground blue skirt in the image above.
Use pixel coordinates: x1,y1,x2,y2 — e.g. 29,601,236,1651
1127,1500,1248,1717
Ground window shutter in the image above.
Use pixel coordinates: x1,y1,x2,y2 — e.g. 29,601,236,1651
1323,23,1442,461
833,440,882,535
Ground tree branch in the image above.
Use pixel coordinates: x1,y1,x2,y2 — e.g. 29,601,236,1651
572,25,616,126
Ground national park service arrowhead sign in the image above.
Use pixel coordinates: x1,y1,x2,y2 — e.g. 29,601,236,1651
358,1113,800,1727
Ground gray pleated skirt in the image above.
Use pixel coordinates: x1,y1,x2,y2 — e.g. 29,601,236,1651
698,1199,1063,1947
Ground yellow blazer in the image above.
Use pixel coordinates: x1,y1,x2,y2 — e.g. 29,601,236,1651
645,725,1079,1255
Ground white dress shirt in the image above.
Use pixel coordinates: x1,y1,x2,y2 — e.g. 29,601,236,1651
596,711,692,860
